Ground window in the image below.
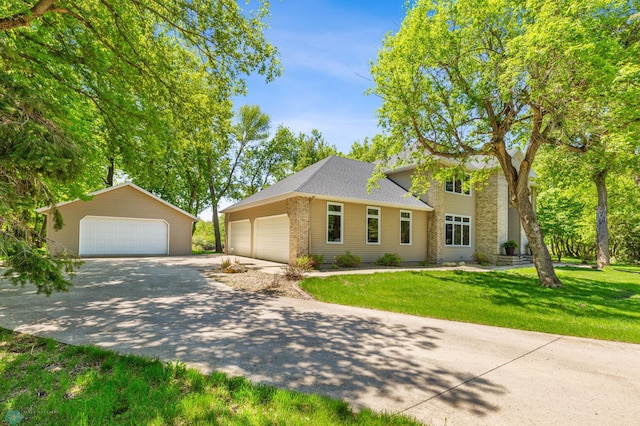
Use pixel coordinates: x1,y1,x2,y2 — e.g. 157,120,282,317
400,211,412,245
327,202,343,243
445,176,471,195
366,207,380,244
445,214,471,246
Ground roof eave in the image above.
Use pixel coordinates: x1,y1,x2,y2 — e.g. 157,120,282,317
222,191,433,213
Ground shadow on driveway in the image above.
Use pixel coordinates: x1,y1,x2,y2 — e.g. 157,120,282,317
0,257,507,419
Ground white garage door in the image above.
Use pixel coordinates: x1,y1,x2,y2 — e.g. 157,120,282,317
254,214,290,263
79,216,169,256
228,220,251,257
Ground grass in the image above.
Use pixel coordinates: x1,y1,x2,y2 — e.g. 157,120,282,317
0,329,419,426
300,265,640,344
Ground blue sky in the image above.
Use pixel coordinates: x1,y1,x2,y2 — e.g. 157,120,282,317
236,0,409,154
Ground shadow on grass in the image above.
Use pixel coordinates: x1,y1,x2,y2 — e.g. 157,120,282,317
1,329,418,425
0,258,508,421
421,267,639,322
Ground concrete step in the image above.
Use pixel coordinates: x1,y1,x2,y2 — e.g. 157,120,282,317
496,255,533,266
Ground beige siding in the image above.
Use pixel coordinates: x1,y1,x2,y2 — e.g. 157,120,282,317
224,201,287,258
441,187,476,261
45,185,194,256
309,199,427,263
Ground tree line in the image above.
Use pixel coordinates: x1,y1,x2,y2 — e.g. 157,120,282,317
1,0,639,292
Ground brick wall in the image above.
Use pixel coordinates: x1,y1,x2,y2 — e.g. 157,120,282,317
475,172,508,263
286,196,311,264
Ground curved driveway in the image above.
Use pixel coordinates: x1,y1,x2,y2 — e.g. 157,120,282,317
0,257,638,425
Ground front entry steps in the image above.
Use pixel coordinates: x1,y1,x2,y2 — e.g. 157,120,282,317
496,255,533,266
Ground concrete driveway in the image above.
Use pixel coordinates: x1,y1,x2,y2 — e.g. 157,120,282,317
0,257,638,425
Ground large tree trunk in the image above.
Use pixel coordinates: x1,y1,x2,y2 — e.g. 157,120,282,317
493,130,562,288
208,181,223,253
593,169,610,270
514,192,562,287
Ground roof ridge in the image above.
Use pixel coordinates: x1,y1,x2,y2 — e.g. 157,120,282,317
293,155,337,191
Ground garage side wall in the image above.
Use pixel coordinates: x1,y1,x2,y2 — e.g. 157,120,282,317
224,200,288,259
309,199,428,263
45,186,194,256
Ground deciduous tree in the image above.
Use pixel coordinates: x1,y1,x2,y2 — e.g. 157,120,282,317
371,0,639,287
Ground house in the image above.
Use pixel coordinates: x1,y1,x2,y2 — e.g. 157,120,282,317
37,183,198,257
222,155,532,265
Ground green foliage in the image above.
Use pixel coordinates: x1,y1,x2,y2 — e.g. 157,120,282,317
0,236,82,295
375,253,402,266
370,0,640,287
0,328,419,425
0,1,280,291
501,240,519,249
292,129,338,172
473,252,491,266
347,135,388,163
334,252,361,268
300,266,640,343
296,254,324,271
192,220,222,252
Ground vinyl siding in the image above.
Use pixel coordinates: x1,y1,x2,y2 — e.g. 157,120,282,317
309,199,427,263
44,185,194,256
441,187,476,261
224,201,287,257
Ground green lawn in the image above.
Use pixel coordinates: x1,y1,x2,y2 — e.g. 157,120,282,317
300,265,640,343
0,329,418,426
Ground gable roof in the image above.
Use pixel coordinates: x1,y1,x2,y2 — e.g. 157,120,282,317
222,156,433,213
36,182,198,221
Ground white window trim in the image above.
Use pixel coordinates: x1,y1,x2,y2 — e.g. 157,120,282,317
400,210,412,245
366,206,381,245
444,213,472,247
326,202,344,244
445,176,472,196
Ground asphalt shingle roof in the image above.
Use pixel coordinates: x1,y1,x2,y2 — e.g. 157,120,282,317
223,156,432,212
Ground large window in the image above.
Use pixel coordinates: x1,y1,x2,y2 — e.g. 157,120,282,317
327,202,343,243
400,211,412,245
366,207,380,244
445,176,471,196
445,214,471,246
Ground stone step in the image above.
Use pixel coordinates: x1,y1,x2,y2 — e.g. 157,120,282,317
495,255,533,266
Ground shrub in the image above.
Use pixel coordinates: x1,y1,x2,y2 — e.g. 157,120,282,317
473,252,491,266
502,240,519,249
283,266,306,281
296,254,324,271
375,253,402,266
334,251,361,267
220,257,232,270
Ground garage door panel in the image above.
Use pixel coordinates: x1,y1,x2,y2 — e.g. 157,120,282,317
79,216,168,256
254,215,289,263
228,220,251,257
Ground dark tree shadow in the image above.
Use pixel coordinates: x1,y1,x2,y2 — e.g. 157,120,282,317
0,257,508,419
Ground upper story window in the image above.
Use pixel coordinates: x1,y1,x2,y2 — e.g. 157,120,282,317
400,210,412,245
327,202,343,244
366,207,380,244
445,176,471,196
445,214,471,246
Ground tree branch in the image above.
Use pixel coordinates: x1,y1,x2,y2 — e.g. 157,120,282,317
0,1,79,31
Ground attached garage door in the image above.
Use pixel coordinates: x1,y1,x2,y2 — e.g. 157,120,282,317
79,216,168,256
228,220,251,257
254,214,290,263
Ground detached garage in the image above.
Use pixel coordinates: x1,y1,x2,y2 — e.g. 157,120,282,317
37,183,198,257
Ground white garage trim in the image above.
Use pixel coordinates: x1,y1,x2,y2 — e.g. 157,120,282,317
228,219,252,257
79,216,169,256
254,214,290,263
